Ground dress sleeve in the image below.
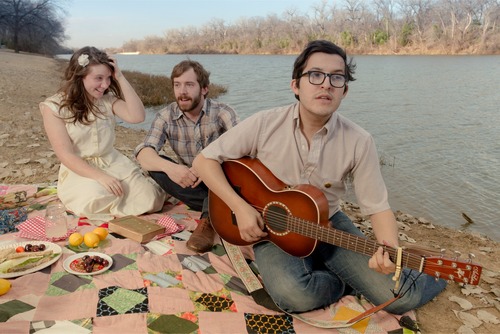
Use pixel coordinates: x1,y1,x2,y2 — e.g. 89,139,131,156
39,94,63,116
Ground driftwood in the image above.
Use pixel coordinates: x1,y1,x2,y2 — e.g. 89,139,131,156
462,212,475,224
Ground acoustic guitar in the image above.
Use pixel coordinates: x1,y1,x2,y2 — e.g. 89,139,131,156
208,157,482,286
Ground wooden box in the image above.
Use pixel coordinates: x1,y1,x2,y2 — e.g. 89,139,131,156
108,215,165,243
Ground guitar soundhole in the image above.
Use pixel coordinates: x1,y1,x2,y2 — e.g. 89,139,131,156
263,201,290,236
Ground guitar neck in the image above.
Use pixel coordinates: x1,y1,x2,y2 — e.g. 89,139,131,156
288,216,424,272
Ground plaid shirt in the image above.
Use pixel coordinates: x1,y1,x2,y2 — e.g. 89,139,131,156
135,99,238,167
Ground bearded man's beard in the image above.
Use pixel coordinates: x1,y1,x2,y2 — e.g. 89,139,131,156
177,94,202,113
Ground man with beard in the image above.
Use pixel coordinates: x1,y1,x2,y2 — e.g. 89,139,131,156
135,60,238,253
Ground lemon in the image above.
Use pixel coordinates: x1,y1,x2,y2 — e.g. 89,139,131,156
83,232,100,248
68,232,84,247
0,278,11,296
93,227,108,241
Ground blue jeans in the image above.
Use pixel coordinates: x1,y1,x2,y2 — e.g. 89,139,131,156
253,211,447,314
148,156,209,217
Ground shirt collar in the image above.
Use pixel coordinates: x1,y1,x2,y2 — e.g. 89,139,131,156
292,102,338,135
172,98,209,121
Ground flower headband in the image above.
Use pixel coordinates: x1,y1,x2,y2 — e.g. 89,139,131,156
78,54,90,67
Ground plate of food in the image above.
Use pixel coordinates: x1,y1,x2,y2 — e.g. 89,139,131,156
0,241,63,278
63,252,113,276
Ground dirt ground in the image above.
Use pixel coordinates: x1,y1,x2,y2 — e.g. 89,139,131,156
1,49,499,333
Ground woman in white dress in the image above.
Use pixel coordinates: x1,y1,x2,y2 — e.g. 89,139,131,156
40,46,165,220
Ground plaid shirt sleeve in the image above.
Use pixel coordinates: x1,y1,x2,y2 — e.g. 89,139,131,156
134,107,169,157
218,103,239,130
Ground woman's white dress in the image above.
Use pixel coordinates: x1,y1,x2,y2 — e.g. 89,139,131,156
40,93,165,220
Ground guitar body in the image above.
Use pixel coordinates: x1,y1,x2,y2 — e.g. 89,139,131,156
209,157,330,257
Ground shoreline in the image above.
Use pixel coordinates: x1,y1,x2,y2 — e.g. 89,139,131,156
1,49,499,333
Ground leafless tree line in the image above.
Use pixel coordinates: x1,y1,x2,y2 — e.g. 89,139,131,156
1,0,498,55
0,0,67,54
119,0,500,55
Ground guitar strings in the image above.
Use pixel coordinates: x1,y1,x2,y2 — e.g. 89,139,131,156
248,203,463,280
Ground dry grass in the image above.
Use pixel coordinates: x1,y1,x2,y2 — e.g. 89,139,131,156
123,70,228,107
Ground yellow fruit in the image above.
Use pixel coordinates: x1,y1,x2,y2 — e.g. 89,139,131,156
93,227,108,241
83,232,100,248
68,232,84,247
0,278,11,296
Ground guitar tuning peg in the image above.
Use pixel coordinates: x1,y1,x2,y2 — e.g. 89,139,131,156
454,250,461,259
468,253,476,262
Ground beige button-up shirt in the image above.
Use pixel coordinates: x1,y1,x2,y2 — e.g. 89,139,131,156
201,102,390,217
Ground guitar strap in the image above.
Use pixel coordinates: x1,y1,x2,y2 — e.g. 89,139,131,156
222,239,401,328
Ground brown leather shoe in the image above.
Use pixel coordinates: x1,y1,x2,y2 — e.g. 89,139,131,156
186,217,215,253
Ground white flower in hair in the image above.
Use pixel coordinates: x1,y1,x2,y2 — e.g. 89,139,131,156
78,54,90,67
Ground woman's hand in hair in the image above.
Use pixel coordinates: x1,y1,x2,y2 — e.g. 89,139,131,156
108,56,124,80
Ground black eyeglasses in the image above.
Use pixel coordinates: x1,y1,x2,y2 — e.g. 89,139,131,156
300,71,346,88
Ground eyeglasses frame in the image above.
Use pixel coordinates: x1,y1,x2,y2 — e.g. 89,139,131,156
300,70,347,88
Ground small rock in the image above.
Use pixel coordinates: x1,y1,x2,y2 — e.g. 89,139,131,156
397,221,411,231
0,170,11,179
15,158,31,164
461,285,488,296
449,295,474,310
22,168,33,177
417,217,432,225
453,310,482,328
398,232,416,243
477,310,500,324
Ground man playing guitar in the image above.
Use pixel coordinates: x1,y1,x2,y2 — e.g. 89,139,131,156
193,40,447,315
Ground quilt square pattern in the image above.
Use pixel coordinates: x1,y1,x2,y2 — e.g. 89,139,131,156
97,286,149,316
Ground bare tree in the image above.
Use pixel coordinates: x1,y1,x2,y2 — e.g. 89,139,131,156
397,0,434,47
0,0,66,54
373,0,399,48
202,18,227,51
478,0,500,51
310,0,334,39
283,8,309,51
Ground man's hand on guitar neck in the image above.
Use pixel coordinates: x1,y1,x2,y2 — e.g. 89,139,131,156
369,246,397,275
368,209,400,275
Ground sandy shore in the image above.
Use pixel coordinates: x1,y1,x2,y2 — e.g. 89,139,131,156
0,49,499,333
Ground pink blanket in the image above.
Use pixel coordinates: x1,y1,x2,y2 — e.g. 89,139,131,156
0,185,413,333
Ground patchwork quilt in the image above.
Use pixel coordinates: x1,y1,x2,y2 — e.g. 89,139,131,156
0,185,414,333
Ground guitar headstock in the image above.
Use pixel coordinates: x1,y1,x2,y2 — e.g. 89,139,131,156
424,256,482,285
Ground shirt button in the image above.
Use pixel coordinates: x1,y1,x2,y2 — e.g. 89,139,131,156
324,183,332,188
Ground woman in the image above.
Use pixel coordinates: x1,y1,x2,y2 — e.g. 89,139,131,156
40,46,165,220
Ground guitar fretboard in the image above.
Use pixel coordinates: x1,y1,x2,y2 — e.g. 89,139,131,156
263,208,425,272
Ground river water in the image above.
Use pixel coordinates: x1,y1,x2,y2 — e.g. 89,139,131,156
95,53,499,241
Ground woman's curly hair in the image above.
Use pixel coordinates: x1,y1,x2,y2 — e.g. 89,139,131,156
58,46,123,124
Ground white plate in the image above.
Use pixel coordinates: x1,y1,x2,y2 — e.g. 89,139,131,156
0,241,63,278
63,252,113,276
